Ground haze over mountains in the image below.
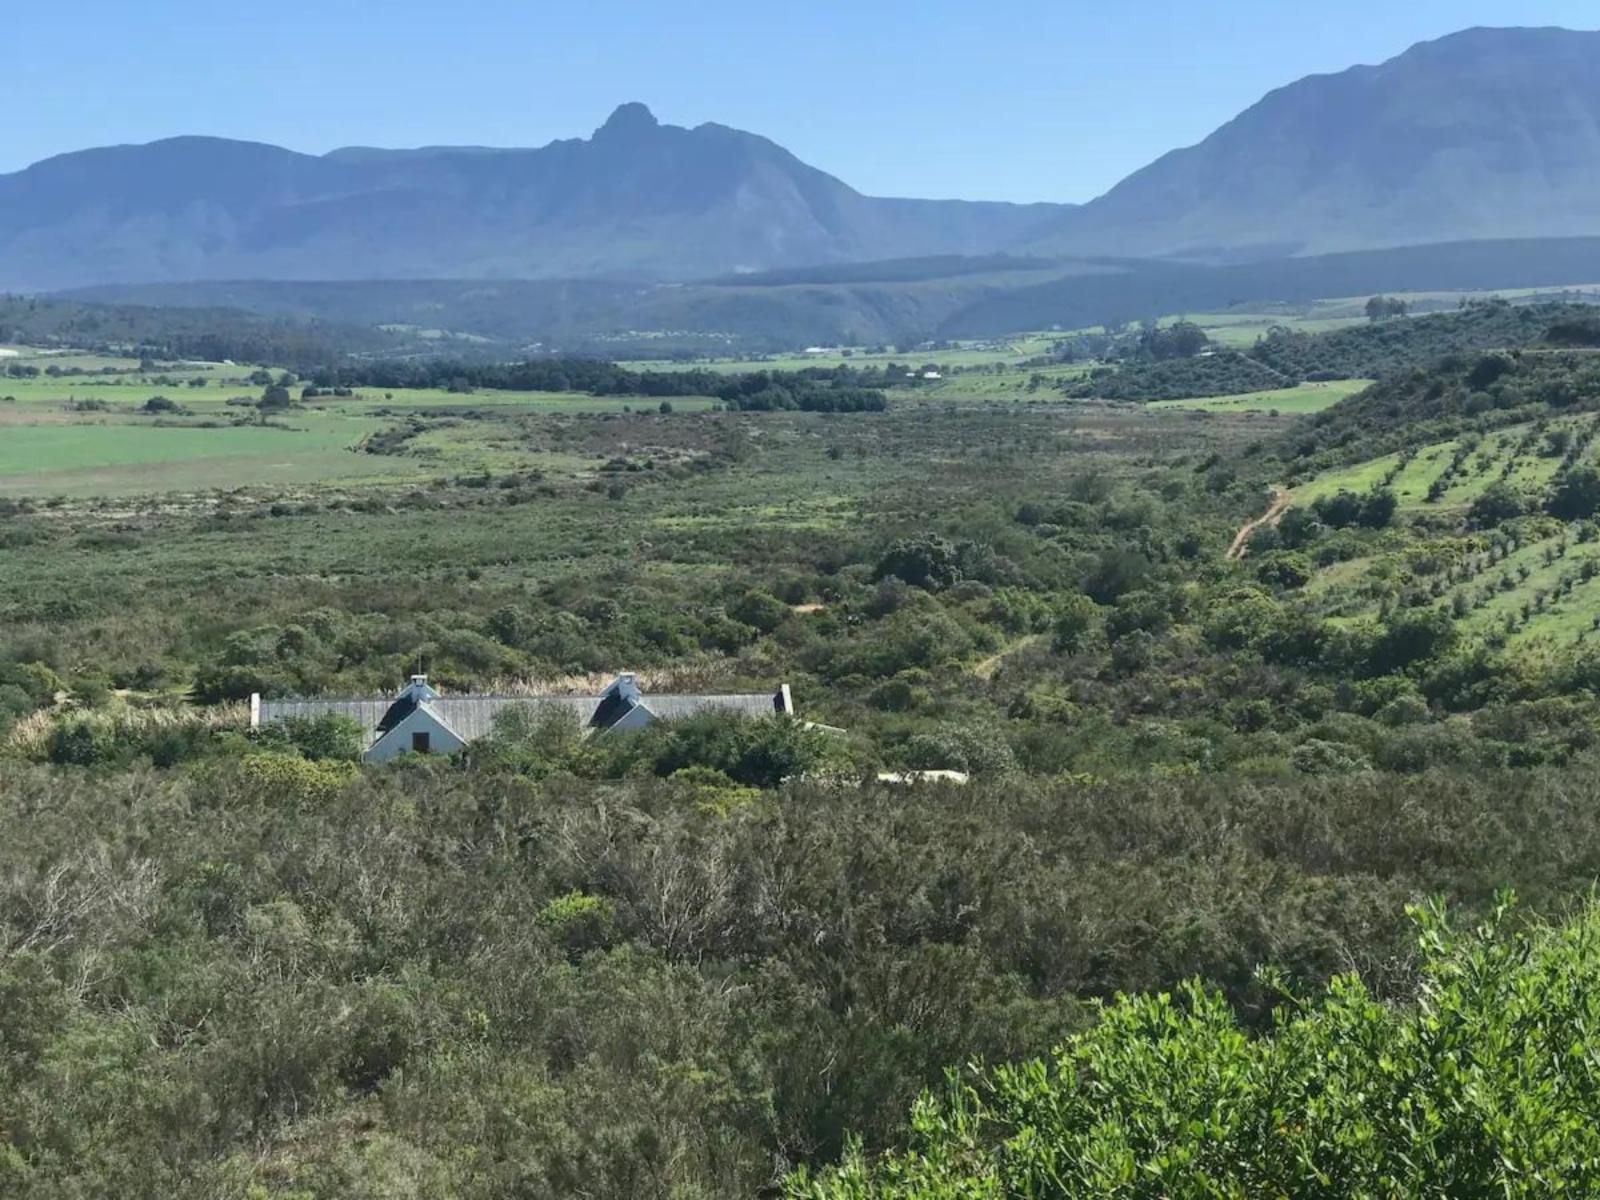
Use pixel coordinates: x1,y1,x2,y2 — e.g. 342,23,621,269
0,102,1069,290
3,25,1599,298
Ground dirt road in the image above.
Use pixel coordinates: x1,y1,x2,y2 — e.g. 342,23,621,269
1227,488,1291,561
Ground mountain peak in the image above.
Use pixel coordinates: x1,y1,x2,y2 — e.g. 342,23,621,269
596,102,660,140
1031,24,1600,260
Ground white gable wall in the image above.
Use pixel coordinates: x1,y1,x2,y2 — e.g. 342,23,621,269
605,701,659,733
366,705,466,763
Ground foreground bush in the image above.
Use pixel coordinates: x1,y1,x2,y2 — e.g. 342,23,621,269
791,896,1600,1199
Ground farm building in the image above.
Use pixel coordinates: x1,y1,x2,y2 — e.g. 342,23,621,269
253,673,796,763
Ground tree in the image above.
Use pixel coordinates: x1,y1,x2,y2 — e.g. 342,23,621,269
259,385,293,411
875,535,962,591
729,590,789,635
1371,609,1459,676
1051,595,1099,653
1138,321,1210,360
1256,550,1313,590
1548,468,1600,521
1468,482,1525,528
1365,295,1409,321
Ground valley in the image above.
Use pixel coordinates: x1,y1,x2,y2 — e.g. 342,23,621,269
11,13,1600,1198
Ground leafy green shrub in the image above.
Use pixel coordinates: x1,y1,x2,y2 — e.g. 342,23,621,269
1254,550,1313,590
645,714,834,789
1469,481,1525,528
1051,595,1099,654
904,724,1016,777
792,898,1600,1199
1290,738,1371,775
537,891,619,958
730,589,790,634
875,535,963,591
251,713,364,762
240,753,357,806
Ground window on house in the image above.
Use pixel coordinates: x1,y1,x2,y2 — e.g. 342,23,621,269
412,731,431,754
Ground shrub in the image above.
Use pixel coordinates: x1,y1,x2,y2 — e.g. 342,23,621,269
729,590,789,634
904,724,1016,777
1469,482,1525,528
1548,467,1600,521
240,753,358,806
537,891,619,958
1051,595,1099,654
1254,550,1313,591
875,535,962,591
794,898,1600,1199
1290,738,1371,775
648,714,832,788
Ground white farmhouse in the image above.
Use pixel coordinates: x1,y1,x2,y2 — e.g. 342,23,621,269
253,673,795,763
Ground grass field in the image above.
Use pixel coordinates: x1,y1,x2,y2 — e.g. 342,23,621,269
0,413,417,497
1156,312,1367,348
1149,379,1372,414
0,355,725,495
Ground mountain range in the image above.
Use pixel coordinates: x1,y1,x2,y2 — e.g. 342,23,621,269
0,103,1069,290
1030,25,1600,260
4,26,1600,295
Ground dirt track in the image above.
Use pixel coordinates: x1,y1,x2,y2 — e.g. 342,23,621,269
1227,488,1291,560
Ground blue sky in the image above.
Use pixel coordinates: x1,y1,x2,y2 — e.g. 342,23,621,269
10,0,1597,202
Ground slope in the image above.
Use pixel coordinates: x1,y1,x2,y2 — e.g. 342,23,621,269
1029,26,1600,260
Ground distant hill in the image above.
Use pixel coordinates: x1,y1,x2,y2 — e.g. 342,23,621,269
1271,306,1600,476
0,296,401,369
0,105,1070,291
1075,301,1592,403
1030,27,1600,260
70,240,1600,354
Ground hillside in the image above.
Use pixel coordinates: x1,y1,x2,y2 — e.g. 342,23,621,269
1030,27,1600,260
0,296,401,368
1076,301,1594,403
67,241,1600,354
0,105,1070,291
1279,340,1600,478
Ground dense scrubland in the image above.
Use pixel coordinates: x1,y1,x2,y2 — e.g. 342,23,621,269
8,301,1600,1195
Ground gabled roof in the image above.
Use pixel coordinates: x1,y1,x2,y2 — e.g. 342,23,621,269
256,676,793,749
589,674,644,730
376,694,419,734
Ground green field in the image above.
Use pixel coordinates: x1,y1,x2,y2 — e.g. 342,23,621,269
1149,379,1371,414
0,414,415,497
0,360,723,495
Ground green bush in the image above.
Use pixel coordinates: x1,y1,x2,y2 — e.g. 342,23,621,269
792,898,1600,1199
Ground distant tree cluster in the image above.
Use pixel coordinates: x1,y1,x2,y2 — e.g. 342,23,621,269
311,358,891,411
1365,294,1411,321
1071,351,1288,401
1251,299,1564,383
1137,320,1211,360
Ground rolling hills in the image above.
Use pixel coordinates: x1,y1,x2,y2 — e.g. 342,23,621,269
67,240,1600,354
